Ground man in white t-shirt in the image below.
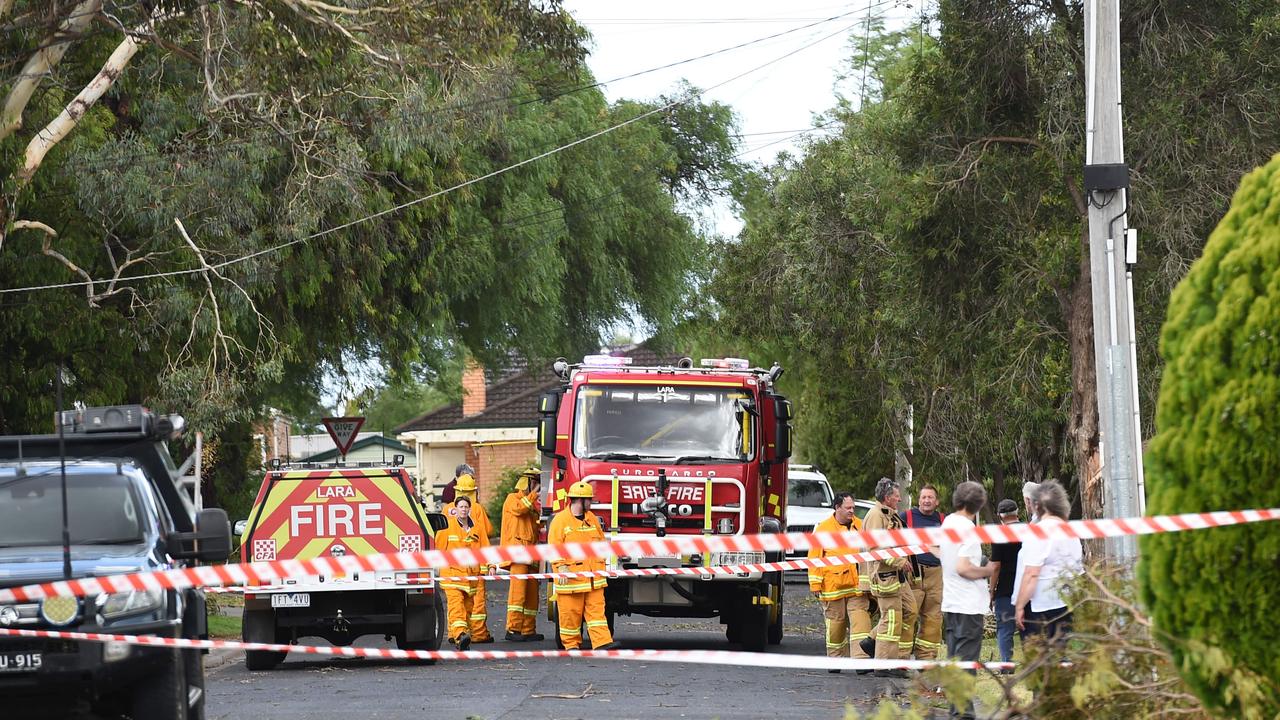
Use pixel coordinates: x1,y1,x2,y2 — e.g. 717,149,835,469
939,481,995,720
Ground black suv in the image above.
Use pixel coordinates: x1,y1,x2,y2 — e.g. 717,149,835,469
0,406,231,719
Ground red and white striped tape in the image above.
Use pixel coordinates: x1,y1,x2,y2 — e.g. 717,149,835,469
2,508,1276,603
214,545,930,593
0,627,1012,672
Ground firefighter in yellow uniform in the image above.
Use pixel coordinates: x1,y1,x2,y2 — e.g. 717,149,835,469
500,467,544,642
437,495,487,650
808,492,871,670
861,477,917,677
547,481,618,650
443,474,494,643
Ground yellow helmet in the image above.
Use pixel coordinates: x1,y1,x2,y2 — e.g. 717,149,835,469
515,467,539,492
567,481,593,499
455,473,477,493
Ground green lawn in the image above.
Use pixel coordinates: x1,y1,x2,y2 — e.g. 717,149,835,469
207,613,241,639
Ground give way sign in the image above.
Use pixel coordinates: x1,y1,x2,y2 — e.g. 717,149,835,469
321,416,365,457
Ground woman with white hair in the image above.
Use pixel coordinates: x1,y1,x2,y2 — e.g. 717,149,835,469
1014,480,1082,640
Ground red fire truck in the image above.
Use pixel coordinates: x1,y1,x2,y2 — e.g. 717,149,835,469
536,355,793,651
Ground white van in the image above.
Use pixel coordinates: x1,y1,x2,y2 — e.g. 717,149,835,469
785,465,873,561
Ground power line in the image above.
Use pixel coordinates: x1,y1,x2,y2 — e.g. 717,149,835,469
2,15,864,297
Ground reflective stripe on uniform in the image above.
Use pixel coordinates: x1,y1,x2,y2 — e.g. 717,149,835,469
586,620,609,628
818,588,860,601
555,581,593,593
559,624,581,635
881,609,900,642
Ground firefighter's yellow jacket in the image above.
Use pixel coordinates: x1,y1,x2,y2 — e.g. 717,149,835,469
547,508,608,594
437,516,488,594
807,514,866,599
860,502,907,596
500,488,541,569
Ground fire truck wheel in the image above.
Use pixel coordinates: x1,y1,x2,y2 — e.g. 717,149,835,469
130,647,191,720
741,606,769,652
767,581,784,645
243,608,287,671
724,612,743,644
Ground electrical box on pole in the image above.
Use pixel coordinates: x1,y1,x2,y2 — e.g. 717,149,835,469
1084,0,1144,559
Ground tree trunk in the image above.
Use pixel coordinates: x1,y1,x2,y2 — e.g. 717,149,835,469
992,464,1007,519
1067,243,1104,520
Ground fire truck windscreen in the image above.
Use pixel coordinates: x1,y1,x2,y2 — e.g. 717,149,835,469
573,385,755,462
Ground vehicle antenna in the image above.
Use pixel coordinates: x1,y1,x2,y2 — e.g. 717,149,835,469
55,364,72,580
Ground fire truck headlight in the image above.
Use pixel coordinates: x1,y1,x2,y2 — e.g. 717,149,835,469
710,552,764,566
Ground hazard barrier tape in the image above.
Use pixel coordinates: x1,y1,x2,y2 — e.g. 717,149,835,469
207,544,931,593
0,627,1014,672
3,508,1276,603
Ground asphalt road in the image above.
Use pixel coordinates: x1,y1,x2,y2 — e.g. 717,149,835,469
204,575,928,720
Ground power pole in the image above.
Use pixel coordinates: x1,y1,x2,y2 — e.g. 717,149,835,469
1084,0,1143,559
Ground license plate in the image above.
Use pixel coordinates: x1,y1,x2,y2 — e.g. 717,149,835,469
270,593,310,608
0,652,42,673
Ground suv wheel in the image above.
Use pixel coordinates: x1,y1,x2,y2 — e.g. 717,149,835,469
131,647,190,719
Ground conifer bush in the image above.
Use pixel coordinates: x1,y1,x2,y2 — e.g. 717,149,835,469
1140,153,1280,717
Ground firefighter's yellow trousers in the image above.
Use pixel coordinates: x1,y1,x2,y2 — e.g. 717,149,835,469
443,585,474,643
557,589,611,650
901,565,943,659
470,579,492,641
505,564,539,635
872,581,917,660
822,593,872,659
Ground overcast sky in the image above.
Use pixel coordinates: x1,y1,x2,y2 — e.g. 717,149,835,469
334,3,919,405
564,1,921,226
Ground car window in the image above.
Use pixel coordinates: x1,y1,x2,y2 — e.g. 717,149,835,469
787,477,833,508
0,471,145,546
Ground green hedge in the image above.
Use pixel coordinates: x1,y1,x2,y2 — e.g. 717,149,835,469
1140,153,1280,717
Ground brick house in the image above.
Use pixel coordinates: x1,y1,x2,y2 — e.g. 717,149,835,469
396,359,554,508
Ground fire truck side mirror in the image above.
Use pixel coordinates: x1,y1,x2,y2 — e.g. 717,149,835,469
424,512,450,534
773,397,794,460
538,391,561,415
537,415,558,455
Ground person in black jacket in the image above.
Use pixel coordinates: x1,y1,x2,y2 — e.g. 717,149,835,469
440,462,473,506
988,498,1022,664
